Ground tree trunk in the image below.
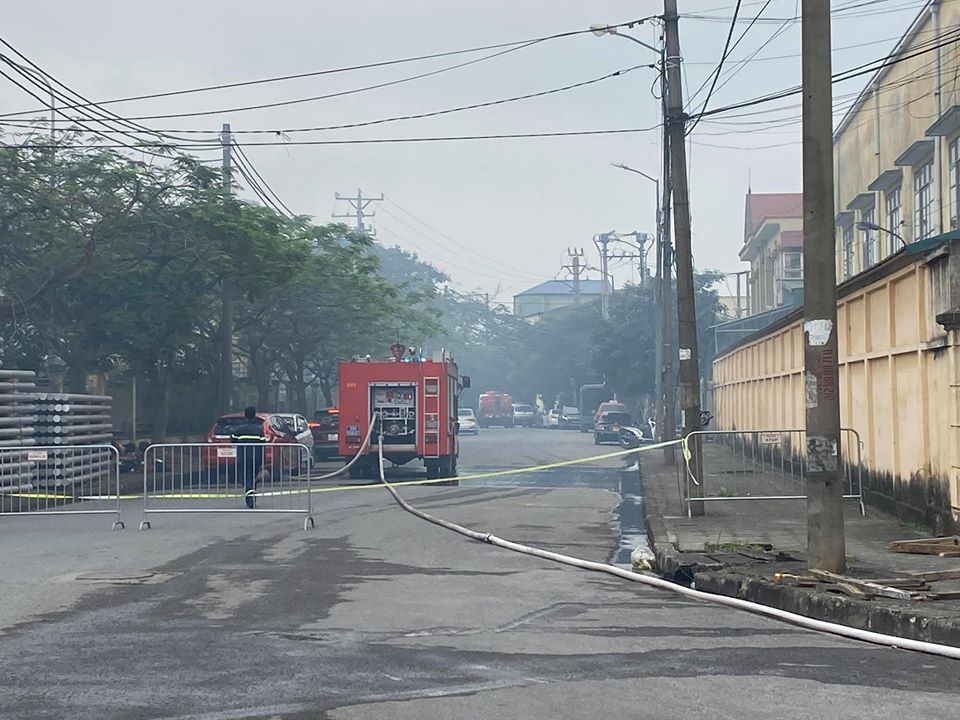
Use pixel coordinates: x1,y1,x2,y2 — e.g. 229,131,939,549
319,371,334,407
147,373,170,443
66,360,89,394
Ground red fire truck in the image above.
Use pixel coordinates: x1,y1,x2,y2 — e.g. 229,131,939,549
338,348,469,481
478,390,513,428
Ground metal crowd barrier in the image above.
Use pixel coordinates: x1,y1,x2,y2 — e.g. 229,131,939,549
0,444,123,529
683,428,865,518
140,442,314,530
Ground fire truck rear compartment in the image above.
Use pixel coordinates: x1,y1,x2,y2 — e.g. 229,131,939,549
371,383,417,459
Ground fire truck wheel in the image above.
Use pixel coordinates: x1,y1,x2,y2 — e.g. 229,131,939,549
425,460,440,480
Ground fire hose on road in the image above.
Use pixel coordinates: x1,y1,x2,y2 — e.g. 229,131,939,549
374,437,960,662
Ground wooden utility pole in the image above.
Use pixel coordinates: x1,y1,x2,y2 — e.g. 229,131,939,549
802,1,845,572
663,0,701,510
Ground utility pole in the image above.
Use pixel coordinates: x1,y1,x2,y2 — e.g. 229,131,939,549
563,248,585,304
333,189,384,234
218,122,234,414
802,0,845,572
595,233,613,319
659,122,675,463
664,0,701,510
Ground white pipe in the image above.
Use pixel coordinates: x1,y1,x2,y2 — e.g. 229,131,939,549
375,439,960,660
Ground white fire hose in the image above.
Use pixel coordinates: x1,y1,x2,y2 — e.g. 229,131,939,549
375,438,960,661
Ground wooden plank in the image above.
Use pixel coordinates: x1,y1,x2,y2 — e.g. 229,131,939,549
888,536,960,554
907,568,960,582
809,569,914,600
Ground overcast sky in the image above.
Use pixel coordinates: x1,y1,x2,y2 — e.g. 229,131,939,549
0,0,929,302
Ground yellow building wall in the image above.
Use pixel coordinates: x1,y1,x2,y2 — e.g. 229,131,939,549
713,258,959,519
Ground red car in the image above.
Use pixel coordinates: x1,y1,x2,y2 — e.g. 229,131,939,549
203,412,309,476
594,401,629,424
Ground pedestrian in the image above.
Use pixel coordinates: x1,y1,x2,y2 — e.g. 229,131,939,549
229,406,268,509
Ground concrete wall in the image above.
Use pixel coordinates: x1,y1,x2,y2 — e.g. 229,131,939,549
713,242,960,531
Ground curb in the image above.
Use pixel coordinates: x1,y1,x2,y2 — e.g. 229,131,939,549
639,463,960,648
694,570,960,647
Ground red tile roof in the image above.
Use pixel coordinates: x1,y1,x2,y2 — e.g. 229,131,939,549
744,192,803,241
780,230,803,248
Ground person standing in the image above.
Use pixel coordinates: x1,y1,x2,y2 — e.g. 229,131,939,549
229,406,268,509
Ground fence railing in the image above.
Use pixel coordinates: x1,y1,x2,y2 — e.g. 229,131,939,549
0,444,123,528
682,428,865,518
140,442,314,530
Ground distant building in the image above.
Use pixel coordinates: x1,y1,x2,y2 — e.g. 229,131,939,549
513,279,609,322
739,191,804,314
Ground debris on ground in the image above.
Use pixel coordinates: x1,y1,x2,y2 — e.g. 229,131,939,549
888,536,960,557
773,568,960,601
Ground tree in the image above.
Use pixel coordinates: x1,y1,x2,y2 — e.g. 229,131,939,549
0,138,186,322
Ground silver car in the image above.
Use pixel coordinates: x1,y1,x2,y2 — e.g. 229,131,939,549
458,408,479,435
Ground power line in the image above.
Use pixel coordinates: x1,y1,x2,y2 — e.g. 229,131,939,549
376,205,543,283
230,147,294,218
685,0,744,135
0,19,656,119
691,24,960,122
5,125,665,150
382,198,538,280
0,63,653,137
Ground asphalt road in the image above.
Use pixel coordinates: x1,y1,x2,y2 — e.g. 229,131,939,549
1,428,958,719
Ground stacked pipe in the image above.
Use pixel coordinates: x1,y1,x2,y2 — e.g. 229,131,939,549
32,393,114,489
0,370,39,490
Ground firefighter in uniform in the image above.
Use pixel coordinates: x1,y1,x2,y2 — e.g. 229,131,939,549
230,406,268,509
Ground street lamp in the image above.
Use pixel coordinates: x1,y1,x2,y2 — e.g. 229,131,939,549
856,220,906,249
593,23,675,457
590,23,661,54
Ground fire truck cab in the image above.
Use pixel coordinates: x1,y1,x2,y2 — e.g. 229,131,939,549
338,349,468,482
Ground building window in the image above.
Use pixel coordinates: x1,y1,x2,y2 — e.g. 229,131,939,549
914,160,935,240
885,187,902,255
950,138,960,230
842,225,855,279
780,251,802,279
861,206,877,268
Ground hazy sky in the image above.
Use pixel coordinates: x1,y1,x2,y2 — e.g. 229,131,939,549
0,0,929,301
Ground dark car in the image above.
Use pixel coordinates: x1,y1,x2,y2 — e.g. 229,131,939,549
594,411,633,445
309,407,340,460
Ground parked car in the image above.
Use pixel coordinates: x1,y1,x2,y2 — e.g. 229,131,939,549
594,401,629,424
457,407,479,435
205,412,311,476
594,410,633,445
273,413,315,457
309,407,341,460
547,406,580,429
511,403,537,427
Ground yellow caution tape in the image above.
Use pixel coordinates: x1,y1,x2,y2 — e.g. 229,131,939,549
46,438,683,502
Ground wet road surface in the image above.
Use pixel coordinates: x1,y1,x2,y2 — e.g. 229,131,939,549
1,427,957,718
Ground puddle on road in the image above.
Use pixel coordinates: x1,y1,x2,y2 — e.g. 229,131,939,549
612,467,651,568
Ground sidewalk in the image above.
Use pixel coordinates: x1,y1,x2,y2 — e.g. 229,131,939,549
639,442,960,646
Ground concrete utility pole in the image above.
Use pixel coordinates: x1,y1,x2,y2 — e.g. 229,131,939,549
660,81,676,463
334,189,384,233
802,0,845,572
218,122,234,414
563,248,585,304
664,0,701,508
595,233,613,320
